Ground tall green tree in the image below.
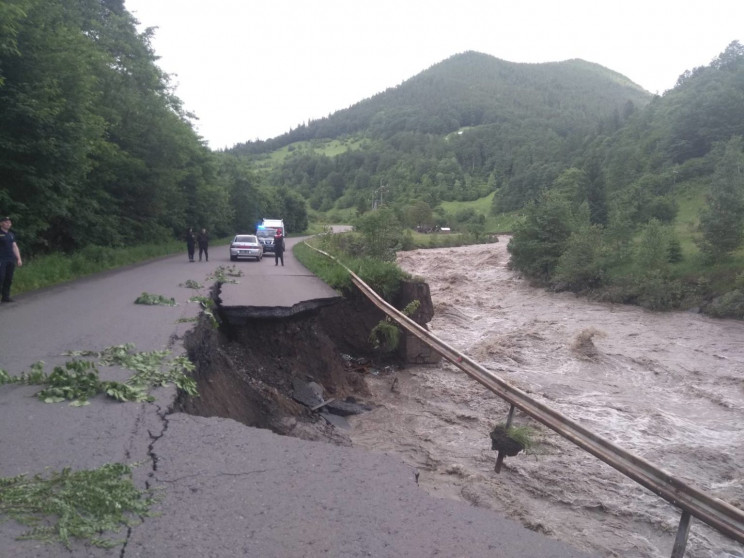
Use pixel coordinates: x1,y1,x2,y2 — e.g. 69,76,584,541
354,207,401,261
554,224,606,290
406,200,434,229
582,155,609,226
635,218,671,273
0,0,231,253
698,136,744,261
0,0,107,251
507,190,575,282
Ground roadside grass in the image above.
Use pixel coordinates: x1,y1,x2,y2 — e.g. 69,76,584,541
294,239,408,302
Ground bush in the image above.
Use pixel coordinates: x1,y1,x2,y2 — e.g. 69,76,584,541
634,271,683,310
553,225,606,291
706,289,744,319
369,319,400,352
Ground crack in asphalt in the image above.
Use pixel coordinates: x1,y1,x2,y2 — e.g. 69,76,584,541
120,401,170,557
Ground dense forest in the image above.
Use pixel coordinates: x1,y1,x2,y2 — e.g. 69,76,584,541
0,0,307,256
506,42,744,315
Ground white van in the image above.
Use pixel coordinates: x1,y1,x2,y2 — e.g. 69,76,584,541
261,218,285,235
256,218,285,253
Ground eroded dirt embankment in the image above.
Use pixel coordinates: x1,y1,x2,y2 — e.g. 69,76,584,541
176,288,412,445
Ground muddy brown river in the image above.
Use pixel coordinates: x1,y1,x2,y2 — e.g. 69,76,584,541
348,239,744,558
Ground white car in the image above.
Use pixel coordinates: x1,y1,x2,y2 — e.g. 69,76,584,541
229,234,263,261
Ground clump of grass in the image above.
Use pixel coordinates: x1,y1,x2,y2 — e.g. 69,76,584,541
570,327,607,360
369,318,400,352
67,345,198,397
189,295,213,306
12,240,184,296
505,424,536,451
134,292,175,306
402,299,421,317
180,279,203,289
490,423,537,455
0,463,156,549
296,240,409,302
209,265,242,283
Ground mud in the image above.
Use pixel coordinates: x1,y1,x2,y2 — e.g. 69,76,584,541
179,240,744,558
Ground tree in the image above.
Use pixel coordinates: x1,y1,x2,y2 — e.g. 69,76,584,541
219,155,266,233
406,200,433,229
0,0,226,253
507,190,575,282
354,207,401,261
636,218,671,273
552,167,587,204
554,225,606,291
698,136,744,261
582,156,608,226
279,189,309,233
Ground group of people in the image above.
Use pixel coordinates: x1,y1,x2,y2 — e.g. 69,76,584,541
185,228,209,262
186,227,285,265
0,216,22,304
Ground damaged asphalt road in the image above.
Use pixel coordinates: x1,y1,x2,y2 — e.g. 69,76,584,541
0,238,591,558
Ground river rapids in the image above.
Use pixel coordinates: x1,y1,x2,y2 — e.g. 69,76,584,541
348,239,744,558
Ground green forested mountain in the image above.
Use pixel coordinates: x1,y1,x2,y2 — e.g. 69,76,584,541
232,52,651,213
236,52,649,148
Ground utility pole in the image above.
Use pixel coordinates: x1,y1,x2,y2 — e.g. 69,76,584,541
376,180,387,209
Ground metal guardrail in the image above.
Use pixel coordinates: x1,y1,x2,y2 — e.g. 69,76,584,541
304,243,744,557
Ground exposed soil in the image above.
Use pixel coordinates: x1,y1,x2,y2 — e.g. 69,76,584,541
177,288,408,445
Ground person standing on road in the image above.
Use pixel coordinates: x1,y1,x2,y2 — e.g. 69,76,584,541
0,216,22,303
186,227,196,262
274,230,285,266
197,228,209,262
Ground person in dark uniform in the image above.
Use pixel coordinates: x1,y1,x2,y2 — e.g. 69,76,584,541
197,228,209,262
186,227,196,262
274,230,285,266
0,216,23,303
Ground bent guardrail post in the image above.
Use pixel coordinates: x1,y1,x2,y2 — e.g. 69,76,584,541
671,510,692,558
303,242,744,555
494,404,516,473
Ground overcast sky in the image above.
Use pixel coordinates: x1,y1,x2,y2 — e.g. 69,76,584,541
123,0,743,150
